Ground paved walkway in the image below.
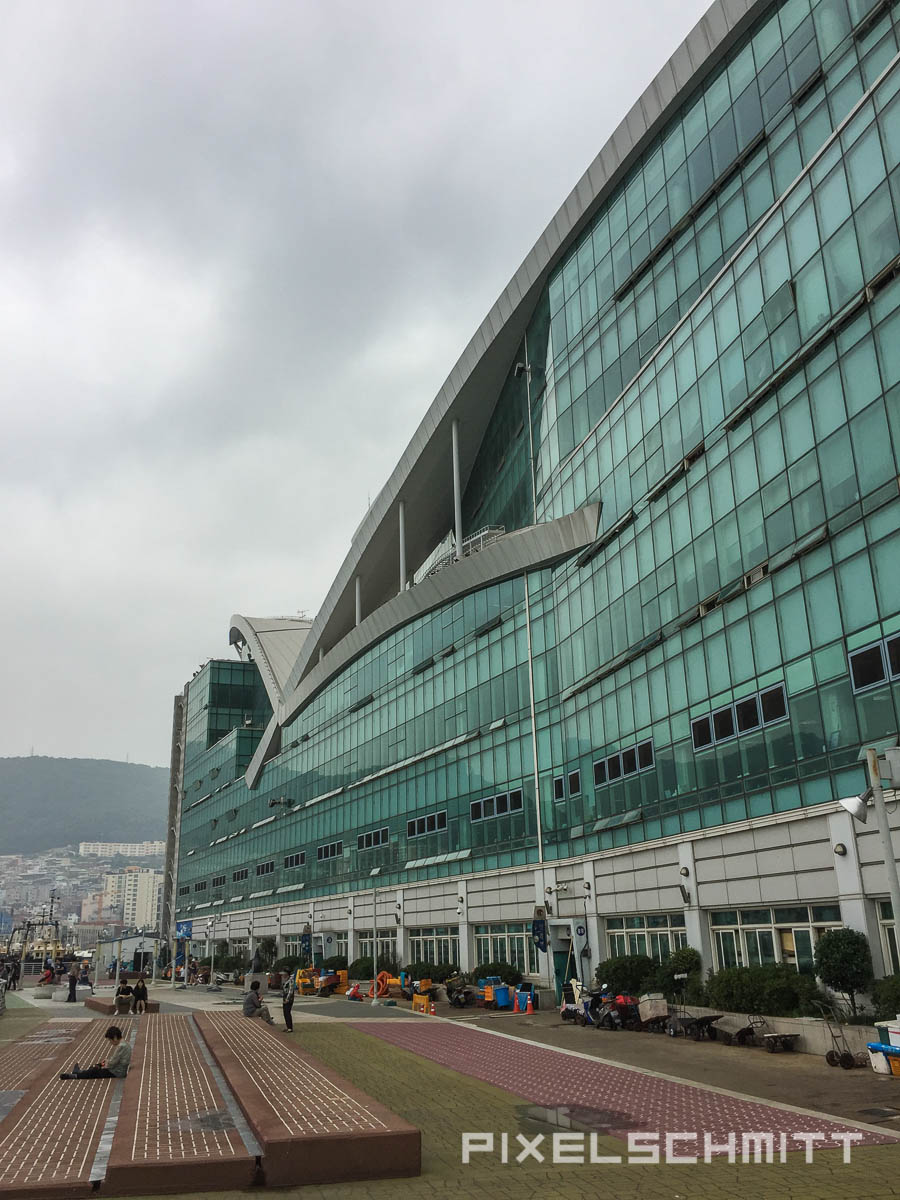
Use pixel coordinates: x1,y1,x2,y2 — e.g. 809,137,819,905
0,1017,136,1198
353,1018,899,1150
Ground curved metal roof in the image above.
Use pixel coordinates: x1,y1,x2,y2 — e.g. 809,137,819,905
284,0,766,699
228,615,312,711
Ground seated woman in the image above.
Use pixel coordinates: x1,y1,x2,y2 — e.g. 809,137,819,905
60,1026,131,1079
131,975,148,1014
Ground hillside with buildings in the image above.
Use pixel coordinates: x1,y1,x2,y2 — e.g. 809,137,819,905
0,757,168,853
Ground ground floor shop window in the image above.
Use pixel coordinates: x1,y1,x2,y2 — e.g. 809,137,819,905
474,923,538,974
407,927,459,966
710,905,842,972
228,938,248,958
878,901,898,973
605,913,686,960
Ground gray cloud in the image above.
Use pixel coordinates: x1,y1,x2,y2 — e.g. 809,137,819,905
0,0,711,765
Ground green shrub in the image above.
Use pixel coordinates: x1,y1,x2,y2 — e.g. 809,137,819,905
463,961,523,986
593,955,657,996
402,961,457,983
347,953,400,979
653,947,703,998
814,928,873,1016
321,955,348,972
273,955,302,973
872,974,900,1021
704,964,824,1017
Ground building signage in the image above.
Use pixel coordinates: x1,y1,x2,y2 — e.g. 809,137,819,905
175,920,193,939
531,918,548,953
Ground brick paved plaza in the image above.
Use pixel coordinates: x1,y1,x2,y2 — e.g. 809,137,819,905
2,983,900,1198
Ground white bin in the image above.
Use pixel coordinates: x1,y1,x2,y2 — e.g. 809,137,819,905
869,1048,893,1074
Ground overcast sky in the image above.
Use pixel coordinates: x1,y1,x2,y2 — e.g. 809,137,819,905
2,0,711,768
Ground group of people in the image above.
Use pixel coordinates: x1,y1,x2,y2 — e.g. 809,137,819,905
114,974,149,1014
241,972,296,1032
0,959,20,990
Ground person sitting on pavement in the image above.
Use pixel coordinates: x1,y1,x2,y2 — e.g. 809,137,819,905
242,979,275,1024
78,965,94,994
60,1026,131,1080
131,974,148,1014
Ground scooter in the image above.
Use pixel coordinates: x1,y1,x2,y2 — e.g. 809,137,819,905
445,975,476,1008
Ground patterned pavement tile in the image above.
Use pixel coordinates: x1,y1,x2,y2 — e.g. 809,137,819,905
351,1019,899,1150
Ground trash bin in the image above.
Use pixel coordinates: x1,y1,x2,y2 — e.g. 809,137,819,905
494,985,510,1008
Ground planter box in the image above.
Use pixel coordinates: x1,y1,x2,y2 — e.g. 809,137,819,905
678,1003,877,1056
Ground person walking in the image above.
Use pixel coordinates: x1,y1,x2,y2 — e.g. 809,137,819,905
59,1027,131,1080
9,959,19,991
281,971,295,1032
65,964,78,1002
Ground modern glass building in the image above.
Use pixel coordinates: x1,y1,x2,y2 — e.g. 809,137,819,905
166,0,900,994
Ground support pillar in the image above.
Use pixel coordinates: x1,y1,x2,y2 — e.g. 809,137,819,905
398,500,407,594
452,419,463,560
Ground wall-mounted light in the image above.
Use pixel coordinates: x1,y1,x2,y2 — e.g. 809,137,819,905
457,896,465,904
583,881,592,891
456,906,463,917
679,866,690,878
833,843,848,857
346,907,353,916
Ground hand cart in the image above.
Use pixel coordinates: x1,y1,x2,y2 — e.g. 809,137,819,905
815,1001,867,1069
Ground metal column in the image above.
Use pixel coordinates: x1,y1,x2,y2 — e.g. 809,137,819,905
452,419,463,559
398,500,407,594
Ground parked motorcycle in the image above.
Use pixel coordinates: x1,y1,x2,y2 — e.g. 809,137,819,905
445,975,476,1008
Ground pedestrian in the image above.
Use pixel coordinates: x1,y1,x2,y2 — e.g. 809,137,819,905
66,964,78,1003
131,974,148,1015
242,979,275,1025
59,1026,131,1080
281,971,295,1032
9,959,19,991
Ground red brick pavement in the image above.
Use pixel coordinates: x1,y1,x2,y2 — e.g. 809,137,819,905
104,1014,256,1195
353,1020,899,1150
0,1017,135,1200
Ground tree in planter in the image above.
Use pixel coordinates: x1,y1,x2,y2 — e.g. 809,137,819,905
255,936,278,970
813,928,873,1016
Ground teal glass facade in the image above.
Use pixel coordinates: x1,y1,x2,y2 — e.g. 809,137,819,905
173,0,900,931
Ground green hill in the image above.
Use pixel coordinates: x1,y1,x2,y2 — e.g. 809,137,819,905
0,757,169,853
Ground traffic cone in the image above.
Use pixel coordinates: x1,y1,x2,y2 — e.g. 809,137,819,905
430,999,436,1016
525,993,534,1016
513,990,520,1013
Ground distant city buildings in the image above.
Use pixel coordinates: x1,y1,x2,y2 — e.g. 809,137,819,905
79,840,166,857
102,867,162,930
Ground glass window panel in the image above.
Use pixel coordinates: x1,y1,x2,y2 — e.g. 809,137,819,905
760,684,788,723
713,706,736,741
849,642,886,690
736,695,761,731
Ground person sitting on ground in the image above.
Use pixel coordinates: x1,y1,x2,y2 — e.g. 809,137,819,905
115,977,134,1015
77,964,94,994
60,1026,131,1080
242,979,275,1024
131,974,148,1014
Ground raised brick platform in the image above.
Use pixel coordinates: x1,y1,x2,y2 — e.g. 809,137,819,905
85,997,161,1015
196,1011,421,1187
104,1014,257,1196
0,1017,136,1200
